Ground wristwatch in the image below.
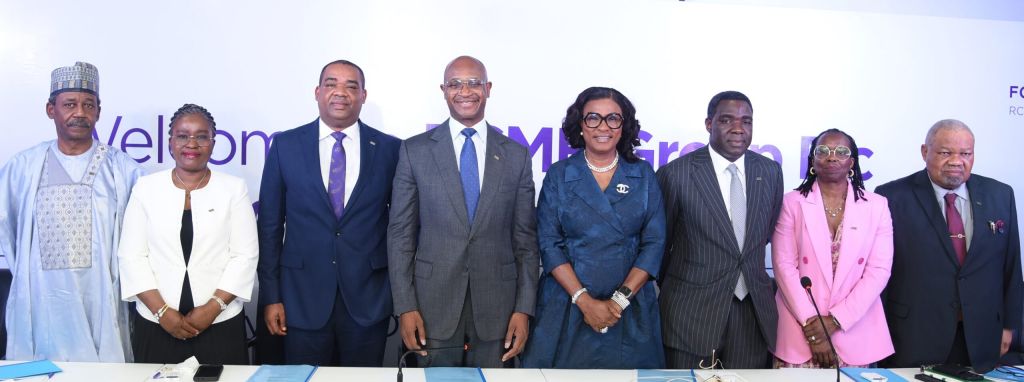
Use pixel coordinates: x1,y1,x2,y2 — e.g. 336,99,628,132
611,285,633,310
615,285,633,299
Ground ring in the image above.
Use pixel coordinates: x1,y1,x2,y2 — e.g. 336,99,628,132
600,327,608,334
810,335,816,342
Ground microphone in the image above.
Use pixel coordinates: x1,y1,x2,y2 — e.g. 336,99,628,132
397,343,470,382
801,276,839,382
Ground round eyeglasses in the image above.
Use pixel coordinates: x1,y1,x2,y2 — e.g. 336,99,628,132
813,145,851,160
583,112,624,129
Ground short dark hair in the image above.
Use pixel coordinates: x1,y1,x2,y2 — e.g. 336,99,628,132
169,103,217,134
318,60,366,88
795,128,867,201
561,87,642,163
706,90,752,119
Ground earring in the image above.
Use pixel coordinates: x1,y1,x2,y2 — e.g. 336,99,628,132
848,169,855,178
809,168,816,176
580,131,583,136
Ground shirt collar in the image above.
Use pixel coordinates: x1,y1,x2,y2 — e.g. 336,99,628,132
708,145,746,176
449,118,487,141
318,118,360,142
929,175,969,201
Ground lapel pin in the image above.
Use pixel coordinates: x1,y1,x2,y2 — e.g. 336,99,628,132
493,155,500,160
756,177,762,181
616,184,630,194
370,141,376,146
208,209,215,212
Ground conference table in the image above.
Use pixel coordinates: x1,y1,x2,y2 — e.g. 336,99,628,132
1,361,930,381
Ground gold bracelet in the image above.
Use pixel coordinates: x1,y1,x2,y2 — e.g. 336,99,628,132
155,304,170,320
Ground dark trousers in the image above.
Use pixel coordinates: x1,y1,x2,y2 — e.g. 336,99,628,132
132,310,248,365
665,297,772,369
946,321,971,366
283,289,388,367
416,288,506,368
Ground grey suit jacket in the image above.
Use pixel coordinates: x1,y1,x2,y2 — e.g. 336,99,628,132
655,146,783,356
388,120,540,342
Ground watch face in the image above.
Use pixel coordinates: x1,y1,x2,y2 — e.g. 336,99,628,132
617,286,632,298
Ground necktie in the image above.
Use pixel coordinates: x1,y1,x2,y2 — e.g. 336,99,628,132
460,128,480,223
727,164,748,300
945,193,967,265
328,131,346,220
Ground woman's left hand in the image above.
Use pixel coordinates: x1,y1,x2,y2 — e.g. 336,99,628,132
184,302,220,333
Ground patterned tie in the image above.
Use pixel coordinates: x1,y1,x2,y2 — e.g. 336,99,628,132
328,131,346,220
727,164,748,300
945,192,967,265
460,128,480,224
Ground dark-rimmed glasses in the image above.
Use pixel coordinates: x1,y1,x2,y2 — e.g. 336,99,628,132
173,134,215,147
583,112,623,129
813,145,852,160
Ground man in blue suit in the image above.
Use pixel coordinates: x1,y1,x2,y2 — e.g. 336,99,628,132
257,60,401,366
877,119,1021,372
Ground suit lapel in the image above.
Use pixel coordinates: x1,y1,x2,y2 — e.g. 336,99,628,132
801,183,836,289
340,121,376,225
565,153,624,234
691,147,739,254
302,119,335,214
429,121,470,229
743,154,770,254
833,182,866,294
964,178,987,268
469,124,504,237
911,170,960,267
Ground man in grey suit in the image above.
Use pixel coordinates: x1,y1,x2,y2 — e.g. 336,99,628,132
656,91,784,369
388,56,539,368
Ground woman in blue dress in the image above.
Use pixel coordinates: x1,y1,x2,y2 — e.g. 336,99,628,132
522,87,666,369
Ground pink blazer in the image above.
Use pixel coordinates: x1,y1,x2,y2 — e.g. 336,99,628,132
772,182,894,366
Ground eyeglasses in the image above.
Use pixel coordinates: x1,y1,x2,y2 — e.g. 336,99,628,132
813,145,852,160
583,112,624,129
173,134,215,147
443,78,486,92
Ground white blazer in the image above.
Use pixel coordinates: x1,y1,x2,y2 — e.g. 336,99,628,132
119,169,258,324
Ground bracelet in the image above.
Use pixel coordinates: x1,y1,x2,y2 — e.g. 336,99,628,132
155,304,170,320
571,288,588,305
211,296,228,311
611,291,631,310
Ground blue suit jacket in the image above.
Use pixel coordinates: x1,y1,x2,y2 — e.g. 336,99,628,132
876,170,1022,372
257,119,401,329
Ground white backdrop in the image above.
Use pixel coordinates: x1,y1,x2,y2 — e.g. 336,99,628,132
1,0,1022,261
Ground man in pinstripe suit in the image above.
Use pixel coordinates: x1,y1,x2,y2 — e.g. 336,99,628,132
656,91,784,369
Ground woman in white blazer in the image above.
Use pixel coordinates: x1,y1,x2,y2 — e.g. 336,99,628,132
118,104,257,364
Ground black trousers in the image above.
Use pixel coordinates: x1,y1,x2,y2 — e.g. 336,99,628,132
132,310,248,365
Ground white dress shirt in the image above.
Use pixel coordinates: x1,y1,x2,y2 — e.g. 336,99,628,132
930,178,973,251
708,148,747,217
449,118,487,191
318,119,361,206
119,169,259,324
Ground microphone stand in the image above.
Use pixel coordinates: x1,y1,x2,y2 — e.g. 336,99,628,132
397,343,470,382
801,276,840,382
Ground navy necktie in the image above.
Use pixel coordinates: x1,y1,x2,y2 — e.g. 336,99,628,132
460,128,480,223
328,131,346,220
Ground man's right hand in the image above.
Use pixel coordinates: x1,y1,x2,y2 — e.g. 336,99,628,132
264,303,287,336
399,310,427,355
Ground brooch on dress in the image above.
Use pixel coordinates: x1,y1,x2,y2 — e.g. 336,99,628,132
615,184,629,194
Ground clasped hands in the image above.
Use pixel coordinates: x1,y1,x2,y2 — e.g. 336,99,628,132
802,315,840,367
576,293,622,334
159,302,220,341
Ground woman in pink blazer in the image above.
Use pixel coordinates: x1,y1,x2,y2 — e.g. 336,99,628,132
773,129,894,367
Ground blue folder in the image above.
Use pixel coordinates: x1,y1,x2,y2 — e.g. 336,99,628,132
0,360,62,379
424,367,486,382
840,367,907,382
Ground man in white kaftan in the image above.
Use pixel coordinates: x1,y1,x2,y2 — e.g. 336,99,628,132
0,62,143,361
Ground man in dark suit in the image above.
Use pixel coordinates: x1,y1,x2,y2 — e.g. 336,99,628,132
656,91,783,369
876,119,1021,372
256,60,401,366
388,56,539,368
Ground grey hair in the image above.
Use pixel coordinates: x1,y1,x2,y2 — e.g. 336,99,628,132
925,119,973,147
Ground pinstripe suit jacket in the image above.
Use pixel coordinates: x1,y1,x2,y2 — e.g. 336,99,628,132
655,146,784,356
387,120,540,342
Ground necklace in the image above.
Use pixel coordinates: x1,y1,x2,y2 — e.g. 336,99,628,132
584,152,619,173
824,204,844,218
173,168,209,200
